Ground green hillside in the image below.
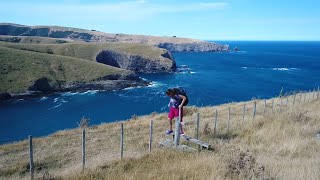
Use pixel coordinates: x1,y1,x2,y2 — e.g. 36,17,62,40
0,41,172,63
0,46,130,94
0,35,72,44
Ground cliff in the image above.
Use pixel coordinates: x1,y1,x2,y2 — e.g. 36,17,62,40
0,23,229,52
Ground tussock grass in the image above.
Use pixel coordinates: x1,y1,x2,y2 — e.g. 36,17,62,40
0,93,319,179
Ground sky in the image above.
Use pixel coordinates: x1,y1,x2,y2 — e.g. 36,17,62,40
0,0,320,41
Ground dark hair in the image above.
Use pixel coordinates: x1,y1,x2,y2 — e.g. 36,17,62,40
166,89,175,96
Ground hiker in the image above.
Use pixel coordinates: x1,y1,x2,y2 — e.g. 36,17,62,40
165,88,188,135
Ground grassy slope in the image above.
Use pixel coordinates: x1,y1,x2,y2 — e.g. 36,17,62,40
0,41,173,64
0,23,206,44
0,35,73,44
0,46,130,94
0,93,319,179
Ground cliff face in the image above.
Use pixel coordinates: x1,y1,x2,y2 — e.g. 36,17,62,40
28,73,148,93
157,42,229,52
0,23,229,52
96,50,176,73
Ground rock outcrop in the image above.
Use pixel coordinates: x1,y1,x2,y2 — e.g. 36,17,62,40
157,42,229,52
0,23,229,52
7,73,149,100
96,50,176,73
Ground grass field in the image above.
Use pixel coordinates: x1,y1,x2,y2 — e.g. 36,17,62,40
0,92,319,180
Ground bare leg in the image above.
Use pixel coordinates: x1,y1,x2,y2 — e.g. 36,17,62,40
168,118,173,131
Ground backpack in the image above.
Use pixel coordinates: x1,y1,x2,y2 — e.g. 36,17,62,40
173,87,189,106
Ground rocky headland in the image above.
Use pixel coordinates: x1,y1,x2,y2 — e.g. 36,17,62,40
0,23,229,52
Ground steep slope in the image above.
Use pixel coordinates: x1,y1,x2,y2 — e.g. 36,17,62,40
0,46,148,99
0,23,229,52
0,42,176,73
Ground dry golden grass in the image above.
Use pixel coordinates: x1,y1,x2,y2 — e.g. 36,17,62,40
0,91,319,180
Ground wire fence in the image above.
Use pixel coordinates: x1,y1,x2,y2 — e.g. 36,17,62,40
0,87,319,179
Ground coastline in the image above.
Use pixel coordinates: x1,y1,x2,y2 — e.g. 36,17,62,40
0,78,150,101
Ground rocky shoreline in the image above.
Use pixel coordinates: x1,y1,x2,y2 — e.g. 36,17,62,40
0,73,150,101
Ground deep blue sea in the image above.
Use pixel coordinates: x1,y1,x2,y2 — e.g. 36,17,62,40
1,41,320,143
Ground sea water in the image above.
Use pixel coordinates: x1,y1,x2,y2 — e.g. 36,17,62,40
1,41,320,142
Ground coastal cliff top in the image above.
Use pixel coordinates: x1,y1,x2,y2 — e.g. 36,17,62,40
0,23,226,49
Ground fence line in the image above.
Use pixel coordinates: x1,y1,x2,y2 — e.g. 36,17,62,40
1,88,319,179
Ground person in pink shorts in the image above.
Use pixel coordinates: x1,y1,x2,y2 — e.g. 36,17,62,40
165,89,187,135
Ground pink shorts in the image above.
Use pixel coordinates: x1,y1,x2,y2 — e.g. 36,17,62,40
168,107,183,120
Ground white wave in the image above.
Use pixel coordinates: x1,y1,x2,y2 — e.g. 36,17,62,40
271,68,299,71
79,90,98,95
148,81,164,88
61,99,68,103
62,92,79,96
40,97,48,101
50,103,62,109
190,71,197,74
123,87,135,90
53,98,59,103
241,67,248,69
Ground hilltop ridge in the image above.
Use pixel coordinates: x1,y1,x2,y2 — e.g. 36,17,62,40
0,23,229,52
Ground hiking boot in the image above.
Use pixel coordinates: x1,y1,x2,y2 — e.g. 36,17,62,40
166,130,173,135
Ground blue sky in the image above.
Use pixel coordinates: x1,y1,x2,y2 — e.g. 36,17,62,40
1,0,319,40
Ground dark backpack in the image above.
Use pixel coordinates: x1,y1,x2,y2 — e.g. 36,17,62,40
173,87,189,106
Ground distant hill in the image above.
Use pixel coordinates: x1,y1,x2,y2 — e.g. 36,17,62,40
0,23,229,52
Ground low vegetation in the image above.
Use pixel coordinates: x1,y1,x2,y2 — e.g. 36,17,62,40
0,93,319,179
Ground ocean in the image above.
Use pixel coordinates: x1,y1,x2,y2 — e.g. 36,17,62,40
1,41,320,143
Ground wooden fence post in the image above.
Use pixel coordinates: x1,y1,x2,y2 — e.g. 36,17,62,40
174,108,181,146
313,89,315,100
214,109,218,136
253,101,256,119
196,112,200,140
120,123,124,159
272,99,274,113
149,120,153,153
263,100,266,115
29,135,34,180
82,129,85,171
227,107,231,134
243,104,246,120
309,90,311,102
299,93,302,104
